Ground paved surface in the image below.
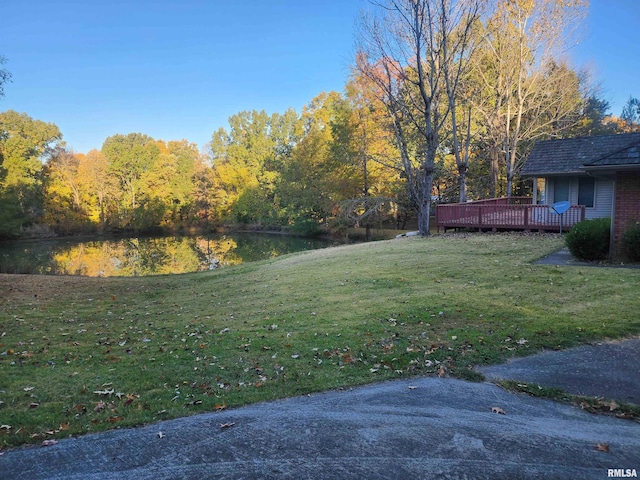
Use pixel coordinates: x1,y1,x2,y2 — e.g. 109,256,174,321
479,339,640,404
536,247,640,268
2,340,639,480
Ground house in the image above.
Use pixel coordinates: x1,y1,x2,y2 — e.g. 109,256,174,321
521,132,640,258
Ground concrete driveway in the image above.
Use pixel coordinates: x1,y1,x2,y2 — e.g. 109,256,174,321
2,340,638,480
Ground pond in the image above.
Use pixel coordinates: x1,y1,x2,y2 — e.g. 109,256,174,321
0,233,332,277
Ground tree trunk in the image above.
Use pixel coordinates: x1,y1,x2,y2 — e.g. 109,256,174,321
458,165,467,203
490,144,499,198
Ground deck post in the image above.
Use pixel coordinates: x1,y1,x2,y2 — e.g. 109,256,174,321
523,206,529,232
478,206,483,231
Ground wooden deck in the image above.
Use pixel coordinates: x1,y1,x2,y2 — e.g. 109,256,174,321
435,197,586,232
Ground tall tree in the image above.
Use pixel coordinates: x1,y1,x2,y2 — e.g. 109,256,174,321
77,149,114,229
210,110,300,225
471,0,587,196
102,133,159,210
357,0,484,235
331,77,402,238
0,110,62,231
277,92,342,232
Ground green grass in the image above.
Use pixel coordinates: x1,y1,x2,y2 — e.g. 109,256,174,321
1,232,638,448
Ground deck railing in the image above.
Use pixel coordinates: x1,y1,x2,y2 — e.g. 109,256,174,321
436,198,585,232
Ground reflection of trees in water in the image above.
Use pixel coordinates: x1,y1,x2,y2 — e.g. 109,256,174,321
6,234,328,277
196,237,240,269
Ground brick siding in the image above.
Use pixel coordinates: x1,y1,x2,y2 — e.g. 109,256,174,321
613,173,640,259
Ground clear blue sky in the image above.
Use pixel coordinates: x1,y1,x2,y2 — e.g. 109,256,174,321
1,0,638,155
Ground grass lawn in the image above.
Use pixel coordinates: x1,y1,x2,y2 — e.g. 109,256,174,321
1,233,638,448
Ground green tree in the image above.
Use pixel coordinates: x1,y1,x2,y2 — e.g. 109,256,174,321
277,92,344,233
621,96,640,126
210,110,300,226
0,110,62,234
102,133,161,230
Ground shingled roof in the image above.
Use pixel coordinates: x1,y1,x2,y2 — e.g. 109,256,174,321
521,132,640,176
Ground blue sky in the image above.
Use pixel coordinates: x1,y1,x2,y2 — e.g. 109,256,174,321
1,0,638,154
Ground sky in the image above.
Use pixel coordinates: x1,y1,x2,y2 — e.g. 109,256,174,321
1,0,639,155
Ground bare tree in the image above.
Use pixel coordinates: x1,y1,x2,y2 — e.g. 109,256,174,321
471,0,587,197
357,0,484,235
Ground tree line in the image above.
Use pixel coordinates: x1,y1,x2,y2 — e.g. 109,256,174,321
2,0,640,239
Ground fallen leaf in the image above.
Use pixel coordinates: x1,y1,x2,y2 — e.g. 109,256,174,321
408,386,417,390
94,401,106,412
215,401,227,411
220,422,235,429
93,389,114,396
491,406,506,415
606,400,620,411
0,425,11,430
437,365,446,377
157,431,165,438
41,440,58,447
594,442,610,452
23,386,35,392
29,403,39,409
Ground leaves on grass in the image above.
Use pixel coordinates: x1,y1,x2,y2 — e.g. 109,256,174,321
491,406,506,415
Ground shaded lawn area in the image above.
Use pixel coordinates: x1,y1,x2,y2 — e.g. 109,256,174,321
1,233,638,448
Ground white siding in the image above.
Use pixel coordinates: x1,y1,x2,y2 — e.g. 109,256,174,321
545,176,613,220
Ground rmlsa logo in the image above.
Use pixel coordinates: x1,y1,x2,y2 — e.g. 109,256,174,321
608,469,638,478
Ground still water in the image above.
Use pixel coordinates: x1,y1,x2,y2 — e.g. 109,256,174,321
0,233,332,277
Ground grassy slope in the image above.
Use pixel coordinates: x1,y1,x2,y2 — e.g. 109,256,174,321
1,233,638,447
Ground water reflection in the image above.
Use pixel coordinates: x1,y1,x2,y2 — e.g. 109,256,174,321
0,234,330,277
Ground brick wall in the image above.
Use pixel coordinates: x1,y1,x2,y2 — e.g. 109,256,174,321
613,173,640,259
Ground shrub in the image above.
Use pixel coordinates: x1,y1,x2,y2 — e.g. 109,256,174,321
565,217,611,261
622,222,640,262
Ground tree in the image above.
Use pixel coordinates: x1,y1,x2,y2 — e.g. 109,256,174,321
77,149,116,230
357,0,484,235
277,93,342,233
471,0,588,196
569,95,616,137
210,110,300,226
331,77,402,238
621,96,640,126
0,110,62,231
0,55,11,100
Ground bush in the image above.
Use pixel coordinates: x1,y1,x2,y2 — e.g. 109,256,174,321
565,218,611,261
622,222,640,262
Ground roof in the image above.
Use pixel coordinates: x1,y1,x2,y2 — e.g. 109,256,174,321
521,132,640,176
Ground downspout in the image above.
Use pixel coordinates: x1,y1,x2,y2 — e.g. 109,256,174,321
609,177,616,259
